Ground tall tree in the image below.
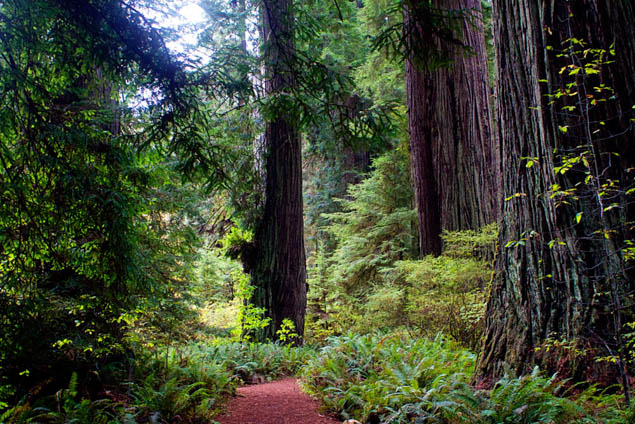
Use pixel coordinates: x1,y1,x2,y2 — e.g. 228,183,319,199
249,0,307,342
0,0,193,394
405,0,498,256
477,0,635,388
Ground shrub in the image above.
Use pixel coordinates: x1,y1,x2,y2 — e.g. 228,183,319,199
177,340,315,382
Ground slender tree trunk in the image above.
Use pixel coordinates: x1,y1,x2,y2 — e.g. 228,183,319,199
406,0,498,256
250,0,307,342
476,0,635,386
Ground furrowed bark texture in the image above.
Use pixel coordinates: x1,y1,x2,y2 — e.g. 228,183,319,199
251,0,307,342
406,0,498,256
477,0,635,383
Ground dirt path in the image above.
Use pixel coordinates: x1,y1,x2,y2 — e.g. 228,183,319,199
215,377,341,424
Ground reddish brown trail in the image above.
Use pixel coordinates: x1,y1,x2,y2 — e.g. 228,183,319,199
215,377,341,424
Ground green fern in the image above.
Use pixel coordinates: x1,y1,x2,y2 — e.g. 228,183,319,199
300,333,630,424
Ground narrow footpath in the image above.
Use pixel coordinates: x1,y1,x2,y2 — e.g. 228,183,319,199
215,377,341,424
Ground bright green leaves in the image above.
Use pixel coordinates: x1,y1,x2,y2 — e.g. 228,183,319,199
575,211,583,224
521,156,538,168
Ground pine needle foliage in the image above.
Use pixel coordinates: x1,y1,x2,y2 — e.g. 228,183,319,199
307,154,496,347
306,146,417,337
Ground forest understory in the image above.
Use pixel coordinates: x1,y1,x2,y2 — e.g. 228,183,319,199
1,0,633,423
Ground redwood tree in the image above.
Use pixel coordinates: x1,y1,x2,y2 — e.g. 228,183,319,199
250,0,307,342
405,0,498,256
477,0,635,386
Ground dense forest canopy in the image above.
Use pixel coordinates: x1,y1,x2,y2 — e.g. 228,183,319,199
1,0,633,422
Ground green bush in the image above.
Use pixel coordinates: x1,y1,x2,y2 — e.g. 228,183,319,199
385,224,497,349
1,342,237,423
305,143,497,347
306,146,417,339
308,200,496,348
1,373,113,424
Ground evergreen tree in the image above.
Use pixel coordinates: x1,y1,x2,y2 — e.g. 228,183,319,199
404,0,498,255
477,0,635,394
0,0,227,397
249,0,307,342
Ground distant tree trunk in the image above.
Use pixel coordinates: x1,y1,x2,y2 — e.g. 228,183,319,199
94,67,120,136
405,0,498,256
340,146,371,188
476,0,635,387
250,0,307,343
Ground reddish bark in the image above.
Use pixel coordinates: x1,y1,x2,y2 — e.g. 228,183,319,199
406,0,498,256
250,0,307,342
476,0,635,385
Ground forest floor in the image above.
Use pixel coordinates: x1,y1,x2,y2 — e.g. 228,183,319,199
215,377,341,424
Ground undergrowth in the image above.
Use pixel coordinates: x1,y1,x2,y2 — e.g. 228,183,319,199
3,333,632,423
300,333,476,422
172,340,314,383
1,341,313,423
300,333,634,424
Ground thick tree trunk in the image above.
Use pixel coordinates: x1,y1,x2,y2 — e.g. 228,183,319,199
406,0,498,256
250,0,307,342
476,0,635,385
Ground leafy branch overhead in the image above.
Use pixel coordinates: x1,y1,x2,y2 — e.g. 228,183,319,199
372,0,476,70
